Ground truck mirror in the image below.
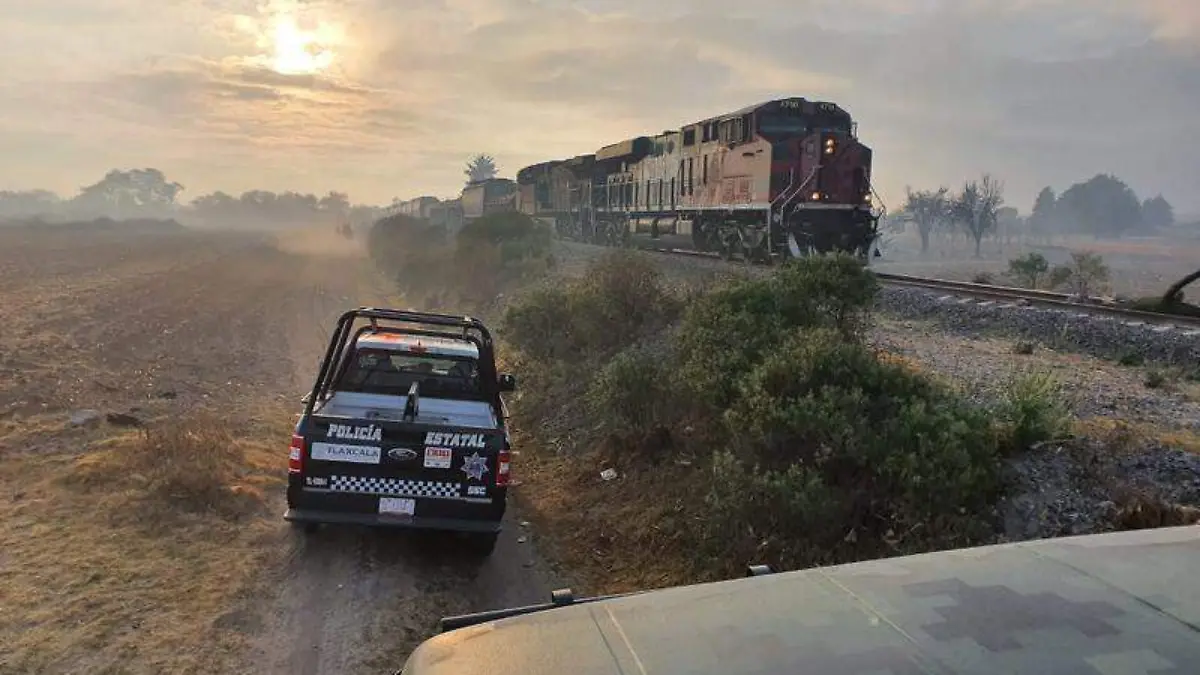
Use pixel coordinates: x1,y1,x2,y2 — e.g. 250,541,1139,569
498,373,517,392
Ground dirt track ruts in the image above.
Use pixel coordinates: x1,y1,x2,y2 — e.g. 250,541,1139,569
0,225,563,674
246,248,564,674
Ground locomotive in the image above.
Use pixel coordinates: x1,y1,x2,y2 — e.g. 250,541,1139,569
514,97,882,262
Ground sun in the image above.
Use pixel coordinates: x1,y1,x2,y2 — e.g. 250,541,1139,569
269,16,335,75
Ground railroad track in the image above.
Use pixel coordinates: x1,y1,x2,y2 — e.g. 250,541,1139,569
627,243,1200,331
872,272,1200,330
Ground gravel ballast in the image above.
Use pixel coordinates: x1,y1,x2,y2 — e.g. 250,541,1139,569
877,285,1200,366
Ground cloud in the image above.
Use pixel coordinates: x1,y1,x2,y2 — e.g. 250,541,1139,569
0,0,1197,211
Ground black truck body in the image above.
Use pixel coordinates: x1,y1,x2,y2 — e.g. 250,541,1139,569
285,308,516,554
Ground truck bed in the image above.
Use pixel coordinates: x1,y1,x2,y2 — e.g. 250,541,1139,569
315,391,499,429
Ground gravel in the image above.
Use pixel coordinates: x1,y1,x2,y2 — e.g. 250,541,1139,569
996,441,1200,541
870,311,1200,543
877,285,1200,366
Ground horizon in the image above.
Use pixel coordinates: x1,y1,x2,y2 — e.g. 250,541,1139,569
2,1,1197,213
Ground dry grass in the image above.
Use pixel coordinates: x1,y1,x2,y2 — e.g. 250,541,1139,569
0,412,290,674
512,435,706,596
0,226,397,672
1072,417,1200,455
872,348,924,374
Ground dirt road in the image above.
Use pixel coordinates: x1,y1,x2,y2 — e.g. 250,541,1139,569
0,224,561,674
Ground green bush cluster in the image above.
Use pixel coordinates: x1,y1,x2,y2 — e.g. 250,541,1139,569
366,211,556,309
503,249,683,362
455,211,555,275
505,250,1075,570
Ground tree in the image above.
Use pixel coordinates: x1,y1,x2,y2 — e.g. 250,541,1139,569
0,189,62,218
1141,195,1175,230
1027,186,1057,244
318,191,351,216
72,168,184,217
1056,174,1141,238
950,174,1004,258
901,186,949,254
996,206,1022,247
464,154,498,184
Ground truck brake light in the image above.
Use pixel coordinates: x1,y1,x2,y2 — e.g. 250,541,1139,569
496,445,511,486
289,434,305,474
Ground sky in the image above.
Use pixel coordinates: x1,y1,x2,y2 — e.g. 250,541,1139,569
0,0,1197,214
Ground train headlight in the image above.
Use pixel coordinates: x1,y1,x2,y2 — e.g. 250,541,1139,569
811,192,821,200
824,138,835,154
864,194,872,205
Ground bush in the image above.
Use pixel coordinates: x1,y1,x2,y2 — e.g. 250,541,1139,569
1050,251,1109,297
500,283,581,361
366,213,457,303
675,253,878,409
503,249,682,362
1008,252,1049,288
1144,369,1166,389
456,211,553,270
994,371,1071,452
704,449,846,562
586,340,676,444
724,330,1002,524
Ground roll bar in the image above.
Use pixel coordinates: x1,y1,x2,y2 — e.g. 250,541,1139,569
302,307,496,418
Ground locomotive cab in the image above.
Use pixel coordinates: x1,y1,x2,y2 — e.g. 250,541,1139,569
757,99,877,257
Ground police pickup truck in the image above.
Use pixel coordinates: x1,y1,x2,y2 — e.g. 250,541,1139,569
285,308,516,556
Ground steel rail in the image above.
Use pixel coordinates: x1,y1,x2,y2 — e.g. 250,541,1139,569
614,242,1200,330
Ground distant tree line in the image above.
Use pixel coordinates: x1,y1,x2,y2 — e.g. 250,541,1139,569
895,173,1179,256
0,167,383,228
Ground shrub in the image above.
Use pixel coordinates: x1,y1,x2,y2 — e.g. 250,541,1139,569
573,250,683,350
1144,369,1166,389
456,211,553,269
675,253,878,409
1117,351,1144,367
1012,340,1035,355
586,340,676,444
1008,252,1049,288
1050,251,1109,297
694,329,1004,568
994,371,1071,452
503,249,682,362
501,283,581,362
725,330,1002,519
704,449,846,563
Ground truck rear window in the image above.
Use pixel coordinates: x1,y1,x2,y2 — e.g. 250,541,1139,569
335,348,483,398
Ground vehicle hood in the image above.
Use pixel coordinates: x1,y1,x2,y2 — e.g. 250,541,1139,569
402,525,1200,674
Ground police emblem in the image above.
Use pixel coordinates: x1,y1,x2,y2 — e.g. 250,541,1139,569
461,452,489,481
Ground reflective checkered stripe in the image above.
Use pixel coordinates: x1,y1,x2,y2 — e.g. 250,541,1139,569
329,474,462,499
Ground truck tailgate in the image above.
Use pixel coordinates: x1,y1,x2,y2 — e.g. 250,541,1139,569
299,416,507,510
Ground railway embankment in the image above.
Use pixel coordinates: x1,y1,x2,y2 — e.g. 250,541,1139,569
368,220,1200,600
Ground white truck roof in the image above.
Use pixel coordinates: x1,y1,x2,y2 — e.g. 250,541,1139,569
355,331,480,359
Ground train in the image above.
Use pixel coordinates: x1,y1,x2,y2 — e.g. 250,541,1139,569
386,96,883,262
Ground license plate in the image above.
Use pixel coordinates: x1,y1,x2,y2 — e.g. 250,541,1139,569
378,497,415,516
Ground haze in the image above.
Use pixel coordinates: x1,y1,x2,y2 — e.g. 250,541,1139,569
1,0,1197,214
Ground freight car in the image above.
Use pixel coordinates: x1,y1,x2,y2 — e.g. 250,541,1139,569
461,178,518,224
514,97,882,262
